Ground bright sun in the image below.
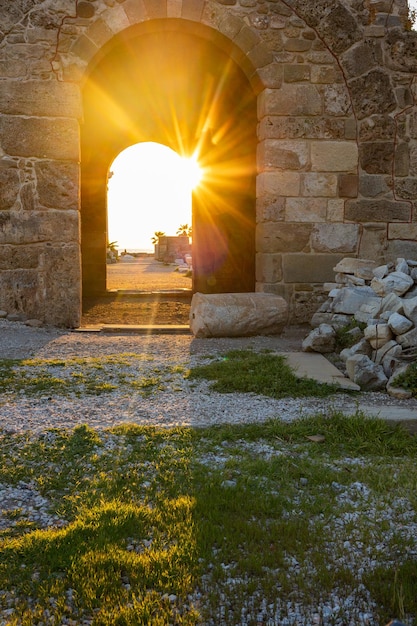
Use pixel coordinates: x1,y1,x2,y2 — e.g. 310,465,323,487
107,142,202,252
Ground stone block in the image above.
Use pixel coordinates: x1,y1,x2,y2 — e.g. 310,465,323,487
364,323,393,349
370,271,414,297
341,39,383,78
381,292,404,315
285,198,326,222
359,142,394,174
142,0,167,17
256,64,283,89
388,223,417,241
340,338,372,362
258,85,322,116
333,257,376,275
396,327,417,349
331,286,379,314
256,196,285,222
388,312,413,335
302,323,336,353
323,84,352,116
257,171,300,197
358,175,389,198
345,200,411,223
180,0,205,20
189,292,288,338
35,161,79,210
282,253,344,283
258,116,345,141
302,173,338,197
386,240,417,262
0,210,79,246
338,174,358,198
0,117,79,160
311,141,358,172
311,224,359,253
284,64,310,82
256,223,312,253
0,244,40,270
318,4,362,54
402,296,417,325
327,199,345,222
257,140,309,170
345,354,388,391
256,253,282,283
0,166,19,210
0,81,82,118
349,70,396,119
234,26,260,53
85,17,114,48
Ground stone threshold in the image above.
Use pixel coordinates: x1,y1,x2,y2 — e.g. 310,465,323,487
74,324,191,334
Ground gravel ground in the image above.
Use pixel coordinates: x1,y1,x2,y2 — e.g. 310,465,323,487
1,319,417,434
0,319,416,626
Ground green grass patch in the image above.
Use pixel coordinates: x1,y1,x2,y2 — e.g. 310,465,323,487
392,362,417,397
188,349,340,398
0,354,173,397
0,416,416,624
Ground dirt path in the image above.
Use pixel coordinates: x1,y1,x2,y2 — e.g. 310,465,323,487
107,258,192,291
82,258,192,326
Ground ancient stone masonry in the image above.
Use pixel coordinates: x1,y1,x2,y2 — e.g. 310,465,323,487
1,1,417,326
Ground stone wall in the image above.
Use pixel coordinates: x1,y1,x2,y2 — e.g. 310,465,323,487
0,0,417,326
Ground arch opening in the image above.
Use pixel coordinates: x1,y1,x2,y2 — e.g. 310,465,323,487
106,141,199,293
81,21,257,319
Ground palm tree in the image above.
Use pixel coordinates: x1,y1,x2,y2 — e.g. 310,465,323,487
176,224,192,237
151,231,165,245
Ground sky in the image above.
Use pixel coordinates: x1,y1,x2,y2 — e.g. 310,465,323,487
107,142,200,252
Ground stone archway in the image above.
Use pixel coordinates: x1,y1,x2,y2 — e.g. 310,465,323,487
81,19,257,299
2,0,417,327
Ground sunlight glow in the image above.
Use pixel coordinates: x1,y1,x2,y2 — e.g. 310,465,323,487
107,143,202,252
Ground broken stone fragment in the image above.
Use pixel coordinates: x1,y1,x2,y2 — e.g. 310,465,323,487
340,337,372,362
395,258,410,274
345,353,388,391
333,258,376,275
301,323,336,353
396,326,417,349
387,363,413,400
331,286,378,314
402,296,417,325
370,271,414,297
372,264,389,279
387,312,413,335
354,297,383,324
310,311,334,328
364,323,393,349
381,292,404,315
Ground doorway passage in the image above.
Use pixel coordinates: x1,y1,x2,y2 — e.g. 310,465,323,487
106,141,198,294
81,22,257,325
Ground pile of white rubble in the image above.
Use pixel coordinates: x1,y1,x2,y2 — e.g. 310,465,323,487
302,257,417,398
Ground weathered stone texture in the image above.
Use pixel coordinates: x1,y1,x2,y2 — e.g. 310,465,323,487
283,253,345,283
0,117,79,160
310,141,358,172
311,223,359,253
0,81,82,118
349,70,396,119
256,253,282,283
256,222,312,253
35,162,79,210
0,166,20,210
345,200,411,223
0,0,416,326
